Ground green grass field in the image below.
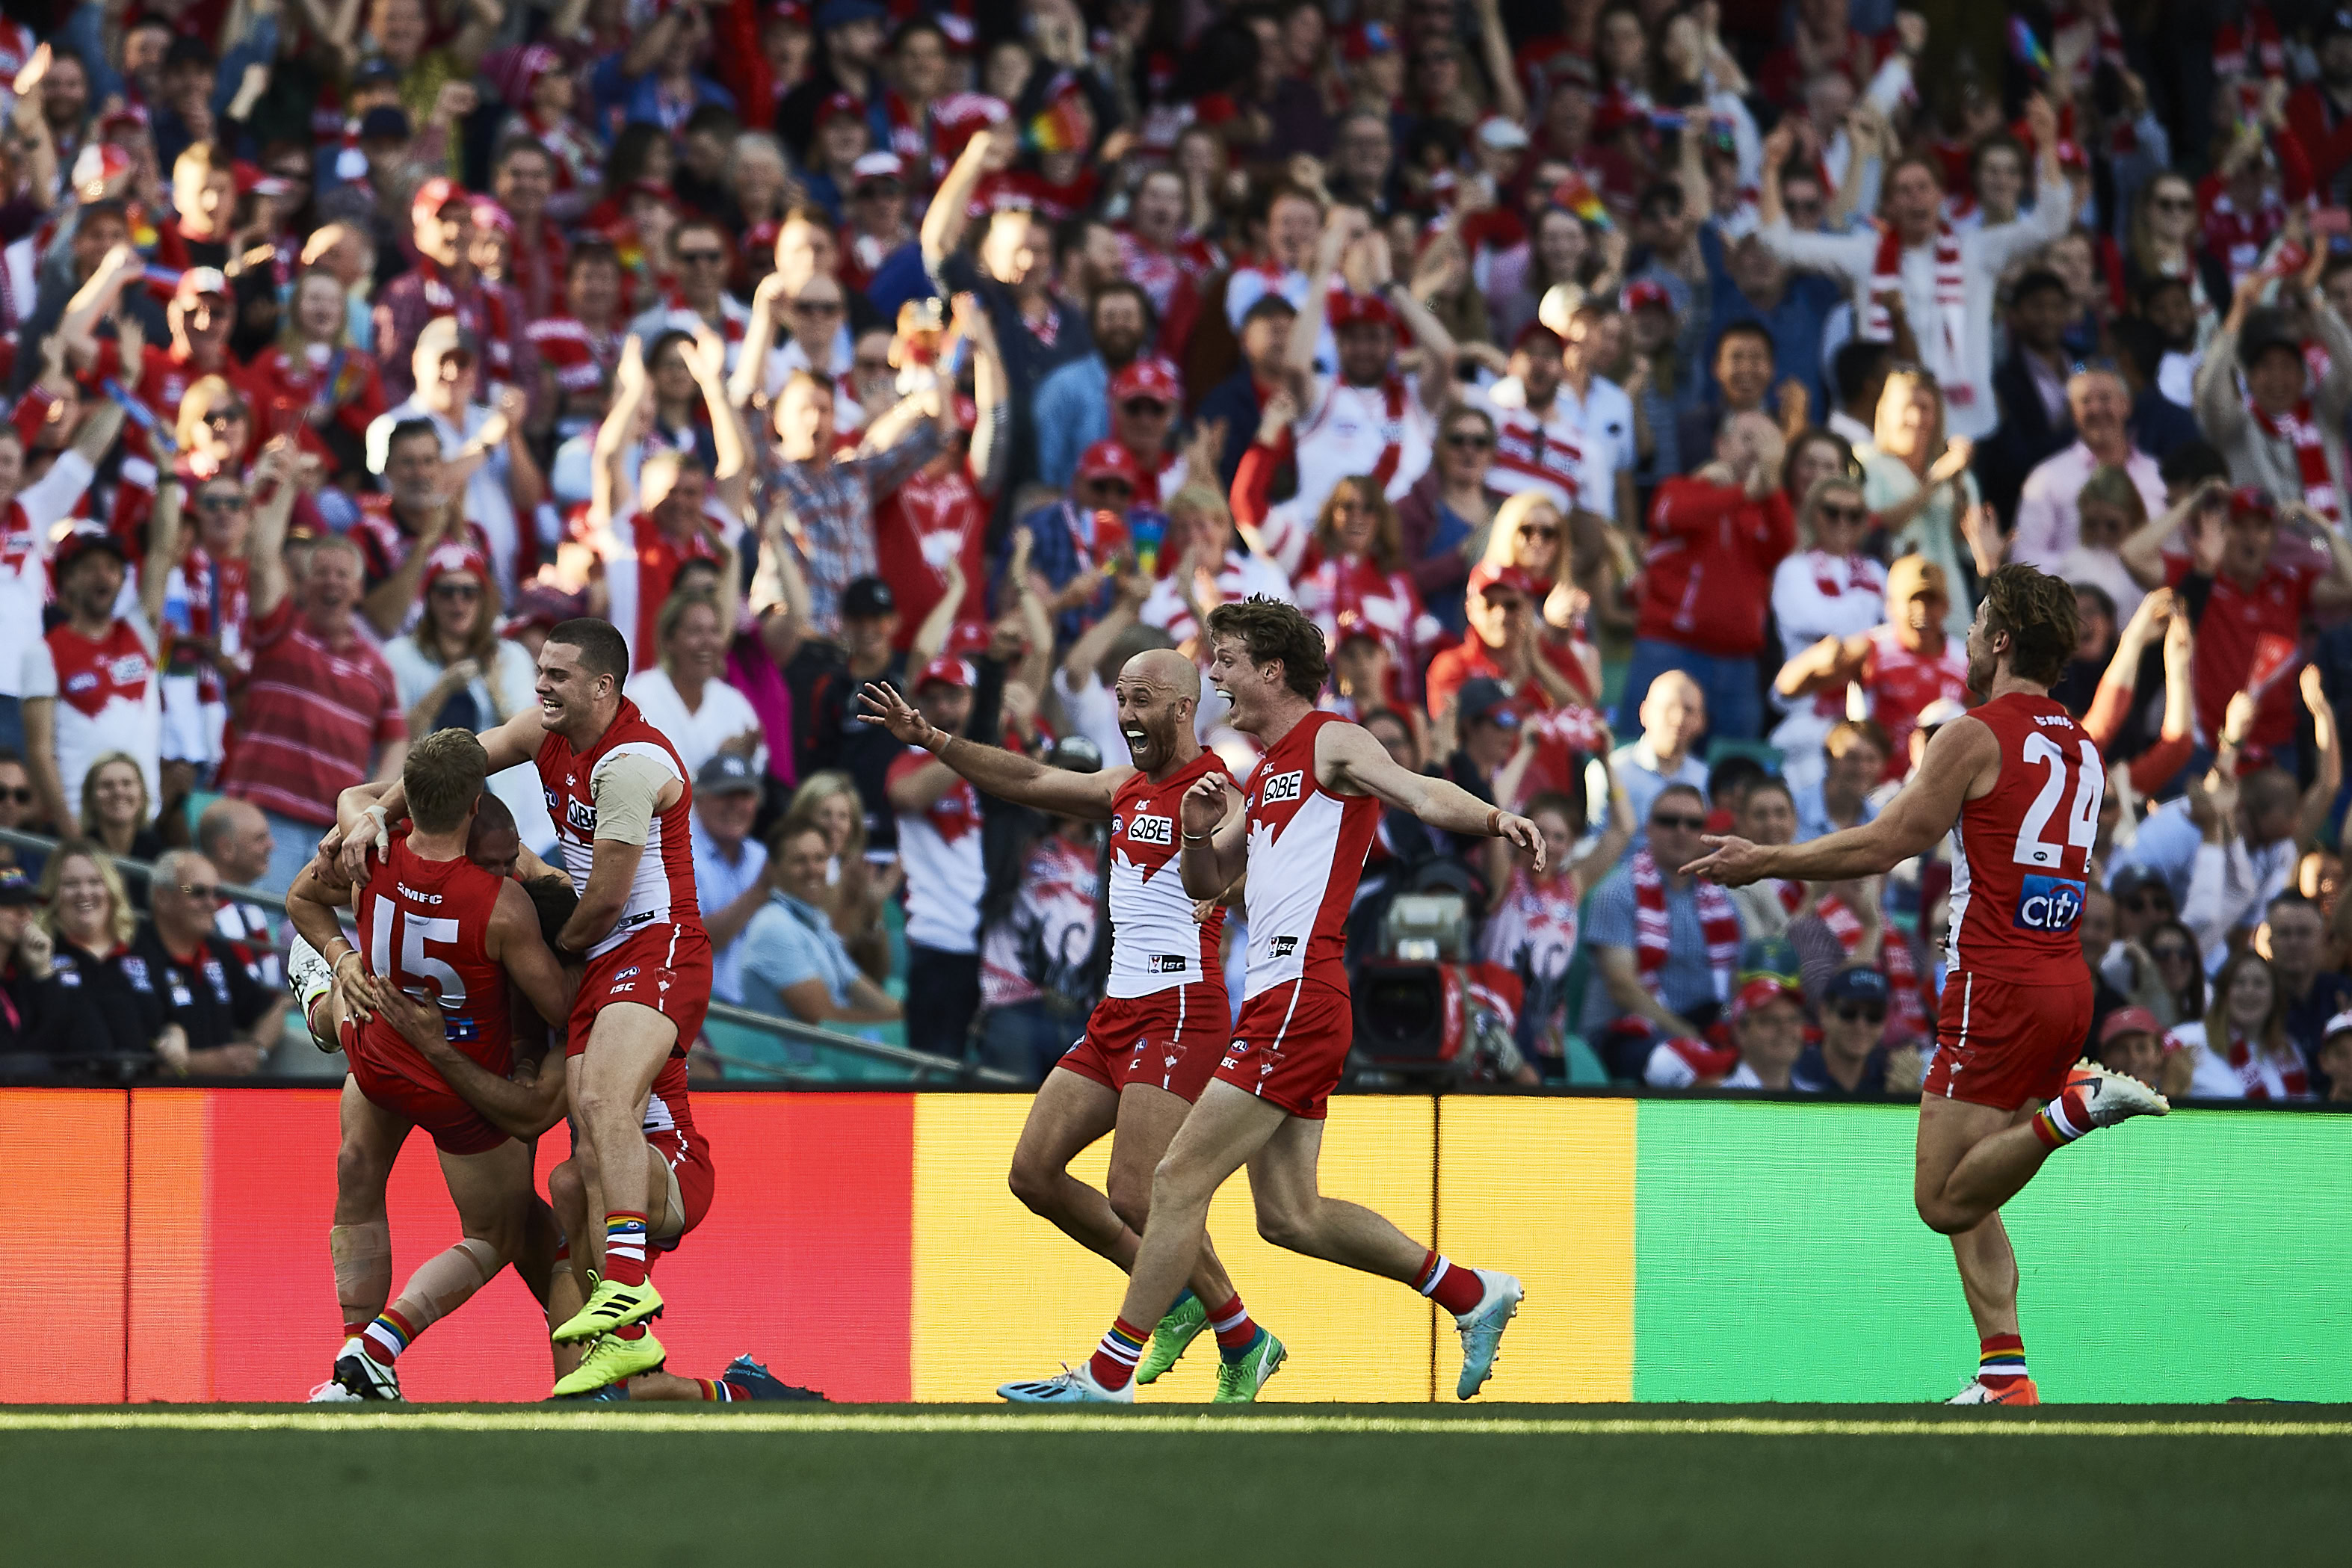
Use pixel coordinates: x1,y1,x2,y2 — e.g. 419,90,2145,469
9,1404,2350,1567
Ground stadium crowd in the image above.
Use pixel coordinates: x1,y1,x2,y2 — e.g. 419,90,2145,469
1,0,2351,1107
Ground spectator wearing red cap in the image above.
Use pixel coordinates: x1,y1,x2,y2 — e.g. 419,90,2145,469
1425,561,1591,732
1032,280,1160,492
2123,480,2352,765
2090,1004,2169,1094
1285,208,1460,520
59,248,235,465
371,176,534,406
839,151,917,303
1616,410,1796,745
800,90,877,223
1472,321,1614,522
151,143,276,340
885,651,991,1056
1016,439,1150,646
922,123,1089,490
499,46,604,226
1714,975,1807,1090
777,0,892,161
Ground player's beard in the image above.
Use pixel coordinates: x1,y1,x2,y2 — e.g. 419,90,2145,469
1964,647,1995,700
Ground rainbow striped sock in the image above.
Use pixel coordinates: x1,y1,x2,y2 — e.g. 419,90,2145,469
360,1307,417,1365
1978,1333,2028,1389
1087,1318,1149,1390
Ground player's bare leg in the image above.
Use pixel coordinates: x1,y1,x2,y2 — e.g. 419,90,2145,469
1105,1083,1267,1391
1007,1069,1129,1259
315,1078,405,1398
328,1138,534,1399
551,1005,676,1350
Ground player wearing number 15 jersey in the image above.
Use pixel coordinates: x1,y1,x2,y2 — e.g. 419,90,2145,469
1687,564,2168,1408
285,730,574,1401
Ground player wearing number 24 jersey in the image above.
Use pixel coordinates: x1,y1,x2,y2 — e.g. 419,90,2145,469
1685,565,2169,1409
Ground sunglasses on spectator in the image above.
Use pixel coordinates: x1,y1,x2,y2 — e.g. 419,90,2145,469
1085,478,1135,497
0,787,31,806
1445,432,1493,451
2149,944,2194,964
432,581,481,601
795,298,845,316
2153,196,2194,213
204,408,250,429
175,883,221,904
1835,1003,1887,1024
1785,197,1824,214
196,492,247,512
1650,812,1706,832
677,248,726,265
1121,398,1170,416
854,356,892,374
1816,503,1868,525
1517,523,1559,540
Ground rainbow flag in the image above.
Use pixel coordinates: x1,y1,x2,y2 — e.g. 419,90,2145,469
2007,19,2052,83
1026,95,1090,155
1551,170,1612,230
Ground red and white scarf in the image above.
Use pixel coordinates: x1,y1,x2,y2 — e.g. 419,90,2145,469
1864,223,1969,403
1632,848,1740,1004
1489,406,1584,506
416,258,516,380
2214,8,2285,80
1777,881,1930,1040
2249,398,2341,526
2226,1032,2308,1100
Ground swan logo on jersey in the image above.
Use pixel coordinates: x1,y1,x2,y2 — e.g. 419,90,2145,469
1128,812,1173,846
2013,874,2087,933
1262,770,1303,805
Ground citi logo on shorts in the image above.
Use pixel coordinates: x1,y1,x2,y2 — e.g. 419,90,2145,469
2013,874,2088,933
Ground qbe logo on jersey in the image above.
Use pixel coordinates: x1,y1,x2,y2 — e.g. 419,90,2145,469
1127,812,1173,846
1261,770,1303,805
2013,874,2088,934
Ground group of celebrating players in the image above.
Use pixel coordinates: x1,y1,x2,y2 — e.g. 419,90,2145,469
293,561,2167,1409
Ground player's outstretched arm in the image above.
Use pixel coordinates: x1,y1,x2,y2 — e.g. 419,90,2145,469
1179,771,1248,898
1317,720,1548,872
336,710,549,883
375,986,568,1140
856,681,1128,819
487,878,581,1037
1683,717,1996,886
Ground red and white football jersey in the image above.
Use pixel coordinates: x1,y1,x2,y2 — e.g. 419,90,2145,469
887,746,986,954
31,616,161,822
1240,712,1379,998
1105,750,1231,999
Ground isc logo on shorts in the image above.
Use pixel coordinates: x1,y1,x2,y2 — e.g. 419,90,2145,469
2013,874,2087,933
1129,812,1173,845
1262,770,1303,804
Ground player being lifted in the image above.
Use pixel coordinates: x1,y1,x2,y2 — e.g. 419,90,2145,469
287,730,575,1400
998,598,1539,1404
1685,564,2168,1405
336,618,712,1396
860,649,1285,1401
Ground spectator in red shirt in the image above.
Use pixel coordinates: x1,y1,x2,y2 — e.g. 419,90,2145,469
1425,563,1591,729
215,446,410,893
1775,555,1973,785
60,250,236,462
1617,410,1795,744
2123,481,2352,768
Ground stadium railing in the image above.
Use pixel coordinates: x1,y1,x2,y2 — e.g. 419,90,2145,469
0,826,1026,1090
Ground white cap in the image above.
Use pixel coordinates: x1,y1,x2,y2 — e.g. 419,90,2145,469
2324,1009,2352,1040
1475,115,1531,152
851,151,906,182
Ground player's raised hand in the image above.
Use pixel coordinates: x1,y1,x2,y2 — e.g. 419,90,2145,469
856,681,942,750
1182,771,1233,837
1682,833,1767,886
1493,809,1547,874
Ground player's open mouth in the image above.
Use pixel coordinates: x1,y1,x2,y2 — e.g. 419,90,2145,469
1123,728,1149,753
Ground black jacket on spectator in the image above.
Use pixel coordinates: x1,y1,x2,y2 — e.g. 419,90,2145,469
131,922,272,1053
1975,351,2074,527
1197,368,1272,491
787,642,1007,856
36,934,166,1072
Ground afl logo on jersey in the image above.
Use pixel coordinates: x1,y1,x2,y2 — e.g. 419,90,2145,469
1110,814,1123,837
2013,874,2087,934
1262,770,1303,805
1129,812,1173,846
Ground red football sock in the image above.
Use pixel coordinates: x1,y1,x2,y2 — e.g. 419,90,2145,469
1978,1333,2028,1390
694,1377,734,1403
1204,1292,1258,1352
602,1212,649,1288
1087,1318,1149,1390
1413,1251,1486,1316
2031,1087,2093,1149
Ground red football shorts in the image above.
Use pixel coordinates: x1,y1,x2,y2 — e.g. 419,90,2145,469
1058,983,1227,1102
1212,978,1354,1120
1926,969,2094,1111
647,1125,714,1251
340,1016,509,1156
569,923,712,1060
